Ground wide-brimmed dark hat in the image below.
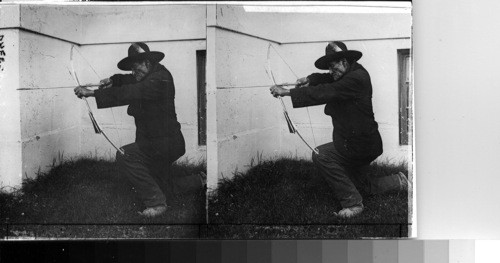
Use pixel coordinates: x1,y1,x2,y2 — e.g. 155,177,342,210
117,42,165,71
314,41,362,70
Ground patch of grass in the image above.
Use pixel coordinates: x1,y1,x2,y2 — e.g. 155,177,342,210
208,158,410,238
0,155,409,239
0,157,206,239
202,224,407,239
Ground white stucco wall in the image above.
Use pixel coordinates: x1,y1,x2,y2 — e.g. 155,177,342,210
0,4,208,189
18,31,81,178
215,5,411,44
0,28,22,189
210,4,412,184
17,4,207,45
214,29,282,179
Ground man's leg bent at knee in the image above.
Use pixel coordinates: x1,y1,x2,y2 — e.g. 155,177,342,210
312,143,363,212
150,152,206,197
116,143,167,216
347,164,409,195
369,172,410,194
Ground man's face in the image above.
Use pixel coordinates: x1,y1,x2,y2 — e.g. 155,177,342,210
329,59,348,81
131,60,151,81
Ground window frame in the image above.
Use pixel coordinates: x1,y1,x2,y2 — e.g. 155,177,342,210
398,49,411,146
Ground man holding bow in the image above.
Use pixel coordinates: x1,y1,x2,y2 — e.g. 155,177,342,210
75,42,205,218
270,41,409,218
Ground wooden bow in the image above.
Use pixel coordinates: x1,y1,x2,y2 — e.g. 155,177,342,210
70,45,124,155
266,43,318,155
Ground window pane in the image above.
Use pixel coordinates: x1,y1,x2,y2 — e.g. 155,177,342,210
197,50,207,146
398,49,411,145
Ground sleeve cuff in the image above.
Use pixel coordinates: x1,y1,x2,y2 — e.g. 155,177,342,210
290,88,307,108
93,89,104,109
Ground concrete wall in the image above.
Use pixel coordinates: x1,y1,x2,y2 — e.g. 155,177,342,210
0,28,22,189
215,5,411,43
17,4,206,45
210,4,412,184
214,29,283,179
18,31,81,178
0,4,207,189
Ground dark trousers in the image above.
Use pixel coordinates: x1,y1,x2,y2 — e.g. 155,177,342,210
116,143,203,208
312,142,401,208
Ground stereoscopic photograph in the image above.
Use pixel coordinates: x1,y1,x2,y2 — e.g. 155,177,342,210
0,2,412,239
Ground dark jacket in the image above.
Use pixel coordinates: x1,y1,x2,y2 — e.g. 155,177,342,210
94,64,185,162
290,62,382,161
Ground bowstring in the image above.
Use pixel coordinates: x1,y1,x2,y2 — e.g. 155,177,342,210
269,43,317,150
72,46,123,151
269,67,296,134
